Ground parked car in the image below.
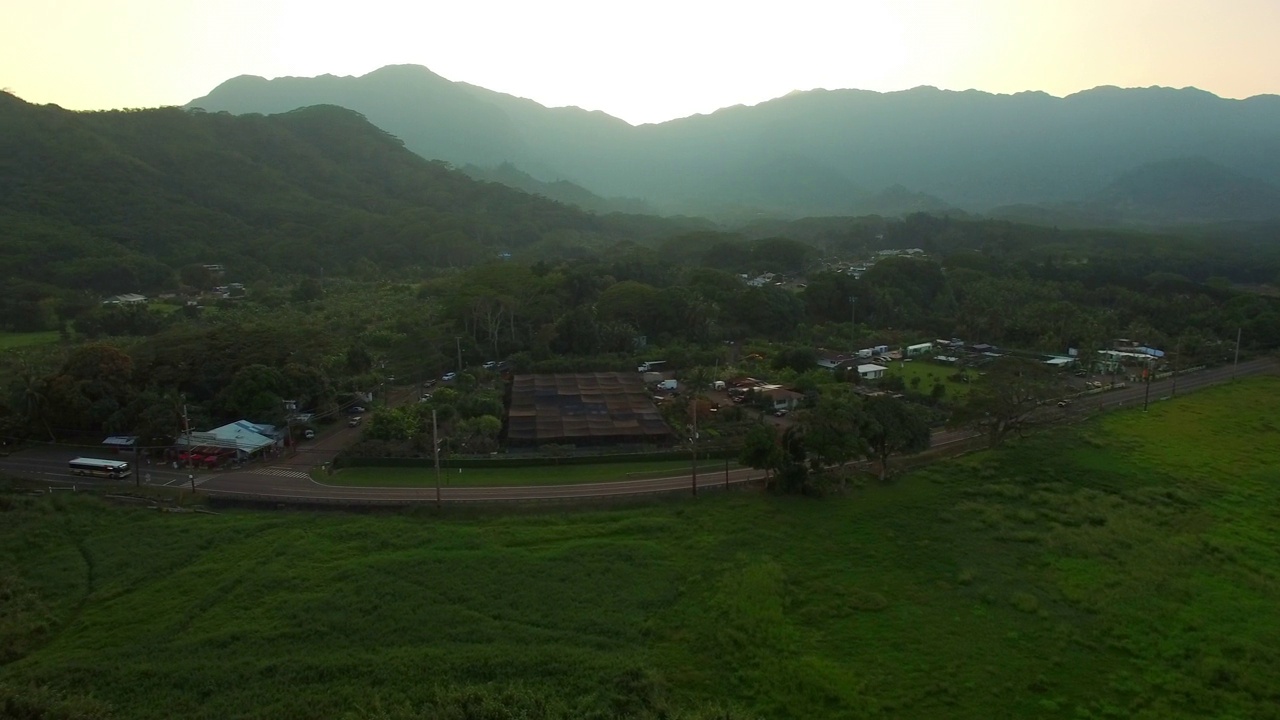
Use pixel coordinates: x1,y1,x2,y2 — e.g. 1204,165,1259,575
348,416,363,427
1057,400,1071,408
347,405,366,414
303,429,316,440
423,379,438,388
774,408,789,417
483,361,498,370
441,372,457,382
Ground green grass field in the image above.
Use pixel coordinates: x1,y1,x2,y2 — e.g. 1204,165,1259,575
881,358,971,397
321,459,728,487
1,377,1278,719
0,330,60,350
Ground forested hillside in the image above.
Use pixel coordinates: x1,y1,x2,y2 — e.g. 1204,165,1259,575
0,92,693,292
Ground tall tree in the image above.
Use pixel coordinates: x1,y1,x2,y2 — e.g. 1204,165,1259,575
862,395,932,481
949,358,1059,447
738,423,782,484
799,388,869,471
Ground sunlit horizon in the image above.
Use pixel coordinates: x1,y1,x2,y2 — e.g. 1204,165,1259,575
5,0,1280,125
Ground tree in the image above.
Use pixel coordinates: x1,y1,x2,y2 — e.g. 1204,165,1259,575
9,370,54,441
218,365,287,422
293,277,324,303
773,426,813,494
364,408,422,443
771,346,818,374
861,395,932,481
799,388,869,471
738,423,782,483
346,345,373,375
949,358,1058,447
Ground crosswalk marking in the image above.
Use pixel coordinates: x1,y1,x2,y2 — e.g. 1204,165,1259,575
248,467,312,479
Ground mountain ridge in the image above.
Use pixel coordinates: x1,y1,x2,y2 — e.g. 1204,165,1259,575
186,66,1280,223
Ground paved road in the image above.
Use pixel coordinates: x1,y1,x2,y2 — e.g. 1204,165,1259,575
2,359,1274,504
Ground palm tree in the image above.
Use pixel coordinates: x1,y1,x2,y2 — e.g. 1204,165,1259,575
13,371,55,442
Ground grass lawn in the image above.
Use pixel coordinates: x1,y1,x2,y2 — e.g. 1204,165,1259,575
319,458,727,487
2,377,1278,719
881,357,971,397
0,330,60,350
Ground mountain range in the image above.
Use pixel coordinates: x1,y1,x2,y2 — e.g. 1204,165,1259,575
0,92,696,293
187,65,1280,225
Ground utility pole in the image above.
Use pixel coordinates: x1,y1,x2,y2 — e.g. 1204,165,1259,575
849,296,857,351
691,400,699,497
1232,328,1241,381
182,404,193,470
455,336,463,374
1142,359,1152,411
1171,336,1182,398
433,408,441,509
724,456,730,490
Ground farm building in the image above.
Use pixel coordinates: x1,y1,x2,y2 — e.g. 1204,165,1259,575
905,342,933,356
505,373,674,447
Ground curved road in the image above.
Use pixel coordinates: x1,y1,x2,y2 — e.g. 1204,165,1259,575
3,358,1275,505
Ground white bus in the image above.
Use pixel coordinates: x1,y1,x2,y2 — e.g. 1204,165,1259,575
68,457,131,478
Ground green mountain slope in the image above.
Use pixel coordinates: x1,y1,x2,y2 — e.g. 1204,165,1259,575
0,93,688,294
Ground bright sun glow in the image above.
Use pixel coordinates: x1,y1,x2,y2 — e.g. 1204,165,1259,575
3,0,1279,124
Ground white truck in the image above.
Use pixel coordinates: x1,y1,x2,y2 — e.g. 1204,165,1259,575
637,360,667,373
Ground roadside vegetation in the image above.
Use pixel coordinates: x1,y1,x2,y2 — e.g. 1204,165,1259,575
2,377,1276,719
319,458,734,488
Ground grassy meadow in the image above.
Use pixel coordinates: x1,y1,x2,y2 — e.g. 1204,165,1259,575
881,358,971,397
1,377,1278,719
0,330,60,350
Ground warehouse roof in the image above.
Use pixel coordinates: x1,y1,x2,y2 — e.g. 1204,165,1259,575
506,373,673,445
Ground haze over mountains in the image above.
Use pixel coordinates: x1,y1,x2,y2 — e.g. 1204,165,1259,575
186,64,1280,225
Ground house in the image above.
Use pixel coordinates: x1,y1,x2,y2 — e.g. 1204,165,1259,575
758,386,804,411
857,364,886,380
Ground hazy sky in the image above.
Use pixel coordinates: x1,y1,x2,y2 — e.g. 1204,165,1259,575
5,0,1279,125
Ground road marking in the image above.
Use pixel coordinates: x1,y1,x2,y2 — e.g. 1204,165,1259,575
248,467,312,479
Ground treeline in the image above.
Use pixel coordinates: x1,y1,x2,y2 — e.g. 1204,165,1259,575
3,213,1277,445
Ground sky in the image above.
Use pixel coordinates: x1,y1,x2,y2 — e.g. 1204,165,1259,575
5,0,1280,125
